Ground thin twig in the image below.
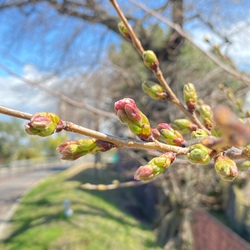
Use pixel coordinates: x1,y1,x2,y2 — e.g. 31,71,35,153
0,104,189,155
0,63,116,120
109,0,210,134
129,0,250,87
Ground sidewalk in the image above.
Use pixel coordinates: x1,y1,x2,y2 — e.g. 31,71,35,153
0,166,68,240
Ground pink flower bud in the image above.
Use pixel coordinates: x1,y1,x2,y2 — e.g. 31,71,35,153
134,152,175,181
56,140,88,160
114,98,152,141
25,112,62,137
57,139,116,161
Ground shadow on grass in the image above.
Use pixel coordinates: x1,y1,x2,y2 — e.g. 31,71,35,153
2,163,160,249
68,164,158,223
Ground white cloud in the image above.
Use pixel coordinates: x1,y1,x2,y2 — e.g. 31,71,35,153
0,64,59,121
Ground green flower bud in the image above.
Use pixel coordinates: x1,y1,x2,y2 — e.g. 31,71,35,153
152,123,185,146
214,156,238,181
243,145,250,158
199,104,214,129
25,112,62,137
171,119,198,134
142,81,167,100
57,139,115,160
191,129,208,139
114,98,152,141
187,144,211,165
183,83,197,112
118,22,131,40
143,50,159,70
134,152,176,181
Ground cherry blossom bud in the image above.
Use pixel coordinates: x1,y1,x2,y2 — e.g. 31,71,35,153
143,50,159,70
114,98,152,141
25,112,62,137
171,119,198,134
199,104,214,129
191,129,208,139
56,140,90,160
152,123,184,146
142,81,167,100
183,83,197,112
57,139,116,160
118,22,131,40
187,144,211,165
134,152,176,181
214,155,238,181
243,145,250,158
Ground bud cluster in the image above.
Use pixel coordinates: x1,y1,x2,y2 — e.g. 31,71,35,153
57,139,115,161
134,152,176,181
114,98,152,141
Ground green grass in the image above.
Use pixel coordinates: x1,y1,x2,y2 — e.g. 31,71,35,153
0,163,162,250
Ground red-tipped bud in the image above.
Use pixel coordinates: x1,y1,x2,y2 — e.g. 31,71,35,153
214,155,238,181
118,22,131,40
57,139,116,161
187,144,211,165
56,140,89,160
143,50,159,70
134,152,175,181
25,112,62,137
183,83,197,112
114,98,152,141
171,119,198,134
152,123,185,146
199,104,214,129
142,81,167,100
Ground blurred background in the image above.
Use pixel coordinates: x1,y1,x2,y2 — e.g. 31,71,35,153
1,0,250,249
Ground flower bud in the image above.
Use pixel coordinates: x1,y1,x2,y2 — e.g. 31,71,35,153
142,81,167,100
56,140,91,160
243,145,250,158
191,129,208,139
134,152,175,181
171,119,198,134
214,155,238,181
143,50,159,70
152,123,184,146
25,112,62,137
118,22,131,40
114,98,152,141
183,83,197,112
187,144,211,165
57,139,115,160
199,104,214,129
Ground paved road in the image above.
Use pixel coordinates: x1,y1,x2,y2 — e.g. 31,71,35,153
0,166,68,240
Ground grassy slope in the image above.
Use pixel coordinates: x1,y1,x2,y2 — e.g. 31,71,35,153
0,163,162,250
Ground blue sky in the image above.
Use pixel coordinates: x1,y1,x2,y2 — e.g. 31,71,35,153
0,0,250,120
